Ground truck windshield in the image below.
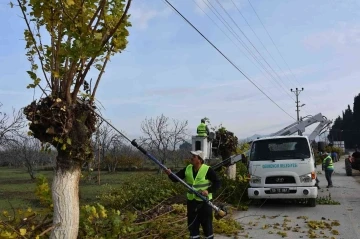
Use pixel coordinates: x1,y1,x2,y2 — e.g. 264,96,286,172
250,138,311,161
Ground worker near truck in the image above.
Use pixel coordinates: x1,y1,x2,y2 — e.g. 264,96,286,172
164,150,221,239
322,152,334,188
197,119,210,137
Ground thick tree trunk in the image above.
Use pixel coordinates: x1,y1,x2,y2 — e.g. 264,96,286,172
50,166,81,239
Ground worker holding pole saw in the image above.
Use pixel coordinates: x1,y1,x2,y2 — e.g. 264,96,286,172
164,150,221,239
77,99,227,238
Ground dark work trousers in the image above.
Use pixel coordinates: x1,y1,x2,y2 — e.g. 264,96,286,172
187,199,214,239
325,169,334,186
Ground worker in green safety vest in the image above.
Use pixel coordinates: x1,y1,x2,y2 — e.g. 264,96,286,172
164,150,221,239
321,152,334,188
197,119,210,137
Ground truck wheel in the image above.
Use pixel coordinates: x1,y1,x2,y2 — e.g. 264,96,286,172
308,198,316,207
345,158,352,176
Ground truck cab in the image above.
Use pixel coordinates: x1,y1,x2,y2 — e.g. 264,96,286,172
247,135,318,207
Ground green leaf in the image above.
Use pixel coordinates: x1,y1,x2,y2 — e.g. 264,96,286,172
94,32,102,40
26,71,37,80
66,138,72,145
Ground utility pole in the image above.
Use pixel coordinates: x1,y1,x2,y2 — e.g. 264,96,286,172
291,87,305,135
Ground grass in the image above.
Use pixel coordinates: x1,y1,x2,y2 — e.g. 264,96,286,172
0,167,155,211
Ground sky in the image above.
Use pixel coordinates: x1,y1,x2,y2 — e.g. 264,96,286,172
1,0,360,141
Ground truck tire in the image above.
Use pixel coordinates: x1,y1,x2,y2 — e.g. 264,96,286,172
308,198,316,207
345,158,352,176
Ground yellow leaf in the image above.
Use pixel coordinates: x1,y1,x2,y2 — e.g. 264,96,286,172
20,228,27,236
66,0,75,6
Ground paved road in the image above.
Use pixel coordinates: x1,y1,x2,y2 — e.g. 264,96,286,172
216,156,360,239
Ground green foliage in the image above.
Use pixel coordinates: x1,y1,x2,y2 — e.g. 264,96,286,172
212,125,239,159
316,193,340,205
215,162,250,209
1,169,245,238
237,142,250,154
78,203,139,238
213,215,243,236
16,0,132,94
0,207,52,239
98,174,187,210
34,174,52,208
324,145,343,156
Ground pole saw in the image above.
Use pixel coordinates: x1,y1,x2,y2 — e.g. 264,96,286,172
78,99,227,218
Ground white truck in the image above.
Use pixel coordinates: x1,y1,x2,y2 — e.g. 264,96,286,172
190,113,332,207
247,113,331,207
247,135,318,206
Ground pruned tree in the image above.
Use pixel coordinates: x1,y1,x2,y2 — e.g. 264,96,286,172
12,0,132,237
0,103,25,147
211,123,239,179
140,114,188,172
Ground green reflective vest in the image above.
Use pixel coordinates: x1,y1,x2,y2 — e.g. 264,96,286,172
185,164,212,201
197,123,207,136
323,155,334,170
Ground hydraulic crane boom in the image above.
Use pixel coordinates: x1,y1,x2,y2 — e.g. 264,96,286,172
208,113,332,170
269,113,332,140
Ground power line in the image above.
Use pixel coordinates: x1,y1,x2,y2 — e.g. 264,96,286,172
229,0,298,89
197,0,296,108
162,0,295,120
191,0,293,109
247,0,321,113
214,0,295,101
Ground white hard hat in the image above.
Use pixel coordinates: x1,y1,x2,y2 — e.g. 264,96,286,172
190,150,205,160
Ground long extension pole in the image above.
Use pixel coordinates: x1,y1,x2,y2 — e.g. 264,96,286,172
78,99,227,218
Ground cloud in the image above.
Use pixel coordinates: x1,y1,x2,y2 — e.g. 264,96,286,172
303,24,360,51
129,3,171,30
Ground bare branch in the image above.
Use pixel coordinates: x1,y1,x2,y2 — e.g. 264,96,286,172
0,103,26,147
90,46,114,102
140,114,188,168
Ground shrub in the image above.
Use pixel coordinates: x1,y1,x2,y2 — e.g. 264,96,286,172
98,174,187,210
214,162,250,210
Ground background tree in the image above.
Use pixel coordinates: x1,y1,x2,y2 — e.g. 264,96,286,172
0,103,25,147
352,94,360,147
342,105,354,148
328,116,343,141
14,0,132,237
328,93,360,149
15,133,49,179
140,114,188,172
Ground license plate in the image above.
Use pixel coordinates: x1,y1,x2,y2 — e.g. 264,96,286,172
270,188,289,193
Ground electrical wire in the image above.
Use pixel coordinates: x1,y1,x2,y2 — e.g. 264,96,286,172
229,0,297,89
213,0,295,101
247,0,321,112
191,0,295,110
162,0,295,120
200,0,296,104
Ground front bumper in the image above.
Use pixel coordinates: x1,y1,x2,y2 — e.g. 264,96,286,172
248,186,318,199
